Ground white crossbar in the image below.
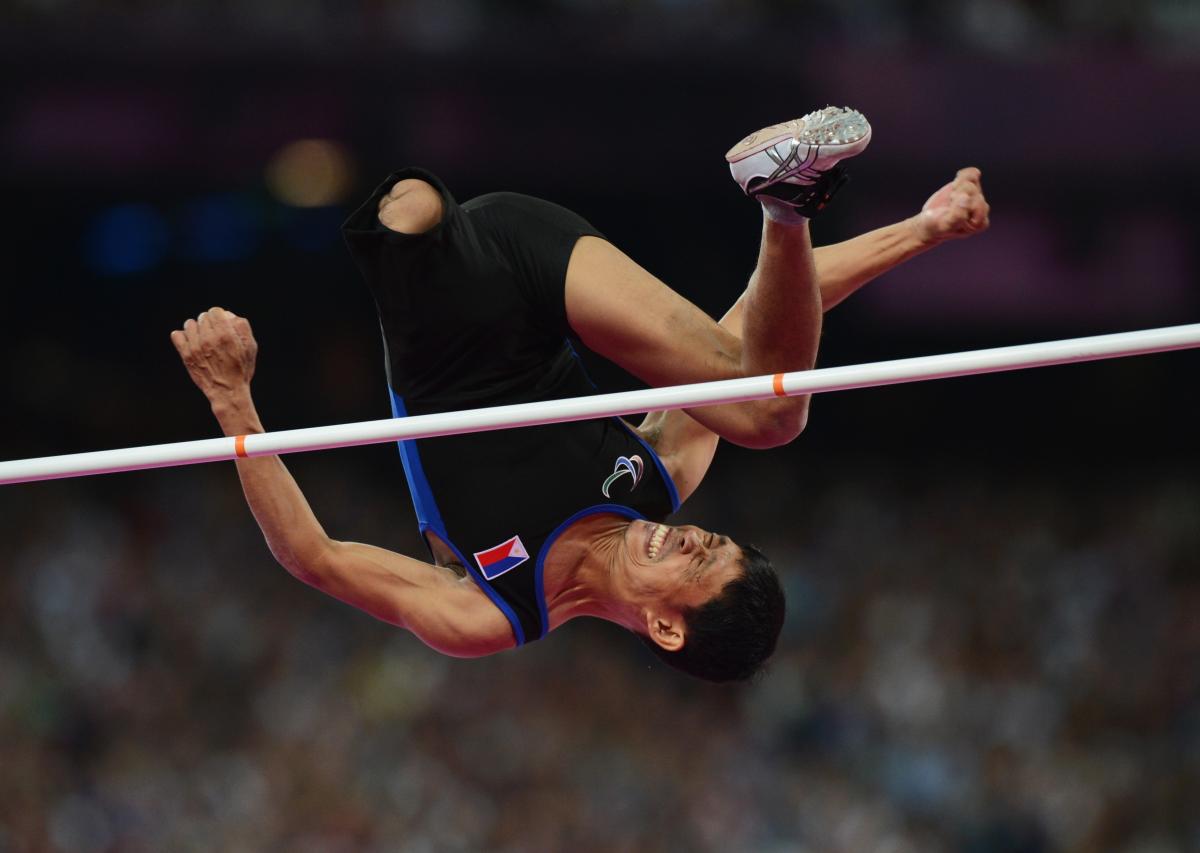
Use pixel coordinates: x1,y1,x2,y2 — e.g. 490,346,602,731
2,323,1199,486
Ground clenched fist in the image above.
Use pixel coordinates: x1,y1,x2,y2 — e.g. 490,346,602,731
913,167,991,245
171,307,258,411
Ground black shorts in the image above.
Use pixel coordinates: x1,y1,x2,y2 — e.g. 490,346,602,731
341,168,606,415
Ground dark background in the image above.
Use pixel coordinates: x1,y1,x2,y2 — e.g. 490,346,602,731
1,3,1198,851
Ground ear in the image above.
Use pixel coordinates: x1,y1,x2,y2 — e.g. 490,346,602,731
645,610,685,652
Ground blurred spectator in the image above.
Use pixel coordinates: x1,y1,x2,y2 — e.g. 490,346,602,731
1,2,1197,849
1,458,1196,851
5,0,1199,51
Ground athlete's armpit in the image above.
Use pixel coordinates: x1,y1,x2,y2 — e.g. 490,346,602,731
636,409,720,505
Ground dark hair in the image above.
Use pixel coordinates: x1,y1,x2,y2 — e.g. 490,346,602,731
640,543,785,684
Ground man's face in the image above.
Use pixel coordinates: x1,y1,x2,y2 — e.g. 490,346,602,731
622,519,744,611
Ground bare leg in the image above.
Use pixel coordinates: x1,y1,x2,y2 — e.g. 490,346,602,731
744,219,821,370
736,217,822,438
564,217,820,448
376,177,823,448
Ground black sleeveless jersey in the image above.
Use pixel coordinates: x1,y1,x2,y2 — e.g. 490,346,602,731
343,168,680,646
390,359,679,646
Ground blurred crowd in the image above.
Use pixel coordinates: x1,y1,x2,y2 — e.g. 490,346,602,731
1,453,1196,852
5,0,1199,53
2,0,1198,846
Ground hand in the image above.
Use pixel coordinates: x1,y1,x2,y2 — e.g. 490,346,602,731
912,167,991,246
171,307,258,411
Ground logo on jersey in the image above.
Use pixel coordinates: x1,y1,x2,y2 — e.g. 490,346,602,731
473,535,530,580
601,454,644,498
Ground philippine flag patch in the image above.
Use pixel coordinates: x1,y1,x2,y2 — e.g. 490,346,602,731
473,535,530,580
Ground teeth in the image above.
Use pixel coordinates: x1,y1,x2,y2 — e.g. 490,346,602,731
647,524,668,559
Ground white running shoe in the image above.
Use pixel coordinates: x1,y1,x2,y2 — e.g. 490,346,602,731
726,106,871,216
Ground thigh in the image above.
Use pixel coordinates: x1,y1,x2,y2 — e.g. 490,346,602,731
564,236,743,388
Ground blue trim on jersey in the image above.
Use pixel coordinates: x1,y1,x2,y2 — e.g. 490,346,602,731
388,391,448,536
619,421,682,513
533,504,645,641
388,389,527,647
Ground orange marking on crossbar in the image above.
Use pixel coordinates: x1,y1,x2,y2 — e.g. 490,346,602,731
772,373,786,397
235,435,248,458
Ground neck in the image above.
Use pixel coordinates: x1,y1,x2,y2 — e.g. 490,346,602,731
542,514,646,633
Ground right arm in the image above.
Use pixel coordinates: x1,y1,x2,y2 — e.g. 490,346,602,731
171,307,514,658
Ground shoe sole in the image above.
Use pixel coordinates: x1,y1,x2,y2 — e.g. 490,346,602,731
725,107,871,163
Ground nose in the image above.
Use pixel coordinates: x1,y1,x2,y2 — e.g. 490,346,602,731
680,527,705,554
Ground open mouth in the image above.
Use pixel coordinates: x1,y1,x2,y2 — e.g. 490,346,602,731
647,523,668,560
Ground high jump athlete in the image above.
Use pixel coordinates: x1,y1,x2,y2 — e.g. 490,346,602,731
172,108,990,682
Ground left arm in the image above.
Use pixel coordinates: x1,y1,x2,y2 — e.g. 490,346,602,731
812,219,932,311
644,167,991,502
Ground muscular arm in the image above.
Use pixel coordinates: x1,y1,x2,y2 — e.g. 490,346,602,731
813,168,989,310
813,218,931,311
645,168,991,501
171,308,514,657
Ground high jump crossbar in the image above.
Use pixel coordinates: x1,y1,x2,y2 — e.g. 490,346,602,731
2,323,1199,486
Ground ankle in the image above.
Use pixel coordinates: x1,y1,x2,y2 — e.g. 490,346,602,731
760,198,809,227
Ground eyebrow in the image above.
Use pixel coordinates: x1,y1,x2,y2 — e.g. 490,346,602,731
701,535,730,568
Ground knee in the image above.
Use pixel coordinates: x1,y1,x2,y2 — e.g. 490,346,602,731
378,179,444,234
739,397,810,450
